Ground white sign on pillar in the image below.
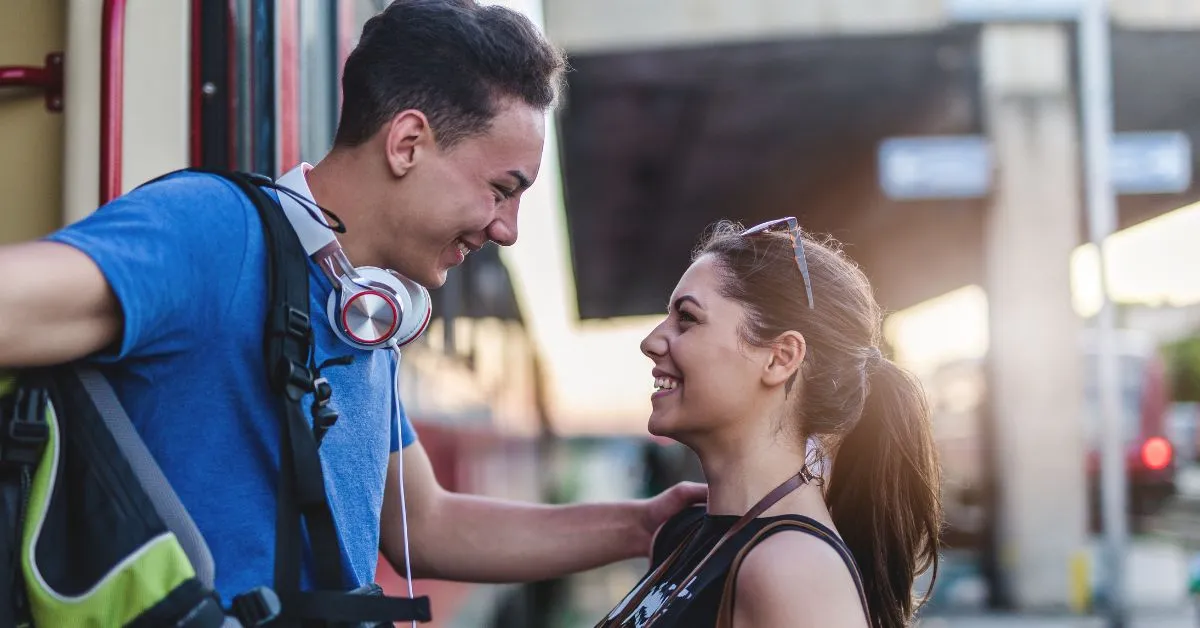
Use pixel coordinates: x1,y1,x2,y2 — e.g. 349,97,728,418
879,131,1194,200
1110,131,1193,195
877,135,993,200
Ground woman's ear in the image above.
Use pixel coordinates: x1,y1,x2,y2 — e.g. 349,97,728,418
763,331,806,387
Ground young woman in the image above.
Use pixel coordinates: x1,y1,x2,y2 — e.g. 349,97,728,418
598,219,942,628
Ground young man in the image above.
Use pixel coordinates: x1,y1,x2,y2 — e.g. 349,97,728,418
0,0,704,606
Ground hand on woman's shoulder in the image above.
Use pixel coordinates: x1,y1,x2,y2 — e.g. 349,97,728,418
733,530,869,628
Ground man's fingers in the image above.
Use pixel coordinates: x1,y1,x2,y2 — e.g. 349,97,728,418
673,481,708,504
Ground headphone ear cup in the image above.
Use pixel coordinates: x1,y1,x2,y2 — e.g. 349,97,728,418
354,267,431,349
326,288,366,350
325,268,403,350
385,272,432,348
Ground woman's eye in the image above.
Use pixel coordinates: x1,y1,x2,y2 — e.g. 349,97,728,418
678,310,697,324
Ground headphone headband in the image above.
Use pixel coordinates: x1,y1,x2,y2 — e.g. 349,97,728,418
275,164,339,258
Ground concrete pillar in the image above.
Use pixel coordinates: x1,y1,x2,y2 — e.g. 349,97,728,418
981,24,1088,611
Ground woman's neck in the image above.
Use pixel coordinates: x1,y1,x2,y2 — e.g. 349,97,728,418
695,433,816,517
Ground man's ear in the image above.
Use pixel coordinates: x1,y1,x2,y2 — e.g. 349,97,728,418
763,330,806,387
384,109,433,177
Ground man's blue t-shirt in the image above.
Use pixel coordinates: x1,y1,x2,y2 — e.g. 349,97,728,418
44,170,416,603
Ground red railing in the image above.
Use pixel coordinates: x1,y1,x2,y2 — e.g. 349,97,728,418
101,0,127,205
0,53,64,112
189,0,203,167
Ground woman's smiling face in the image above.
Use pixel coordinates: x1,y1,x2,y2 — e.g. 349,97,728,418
639,254,772,441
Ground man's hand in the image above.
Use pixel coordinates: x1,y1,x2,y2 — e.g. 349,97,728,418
639,481,708,557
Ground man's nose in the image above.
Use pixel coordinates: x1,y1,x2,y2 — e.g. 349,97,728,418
486,204,519,246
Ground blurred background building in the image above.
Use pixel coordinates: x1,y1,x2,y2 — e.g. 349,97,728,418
3,0,1200,625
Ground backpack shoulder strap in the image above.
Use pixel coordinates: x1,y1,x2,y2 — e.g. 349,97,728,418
213,171,343,593
199,169,430,625
73,367,216,589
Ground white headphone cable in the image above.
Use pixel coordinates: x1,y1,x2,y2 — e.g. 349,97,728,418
390,342,418,628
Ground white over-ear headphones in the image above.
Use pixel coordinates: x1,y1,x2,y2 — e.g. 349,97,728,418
274,164,432,351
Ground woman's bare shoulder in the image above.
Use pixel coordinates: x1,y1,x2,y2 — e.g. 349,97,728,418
732,529,868,628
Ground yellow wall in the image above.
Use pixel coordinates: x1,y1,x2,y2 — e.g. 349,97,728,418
0,0,67,243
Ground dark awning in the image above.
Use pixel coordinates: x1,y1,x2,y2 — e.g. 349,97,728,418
555,26,1200,319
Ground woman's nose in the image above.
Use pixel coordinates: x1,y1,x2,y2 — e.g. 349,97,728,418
640,322,668,359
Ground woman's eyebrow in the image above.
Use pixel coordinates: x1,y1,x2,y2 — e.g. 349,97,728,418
671,295,703,312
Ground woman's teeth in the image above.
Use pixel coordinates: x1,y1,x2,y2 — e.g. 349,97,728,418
654,377,678,391
456,240,470,257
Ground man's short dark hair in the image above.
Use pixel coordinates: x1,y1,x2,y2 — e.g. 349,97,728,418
334,0,567,148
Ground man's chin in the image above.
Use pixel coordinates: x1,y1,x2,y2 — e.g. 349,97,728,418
407,267,447,290
383,264,442,290
428,268,449,289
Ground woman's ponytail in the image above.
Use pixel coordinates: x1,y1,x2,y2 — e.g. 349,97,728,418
826,355,942,627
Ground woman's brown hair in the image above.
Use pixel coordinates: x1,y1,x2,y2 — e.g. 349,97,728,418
695,220,942,627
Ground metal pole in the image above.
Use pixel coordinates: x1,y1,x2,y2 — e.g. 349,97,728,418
1078,0,1127,625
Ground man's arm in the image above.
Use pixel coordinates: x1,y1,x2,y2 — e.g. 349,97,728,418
380,442,705,583
0,241,121,367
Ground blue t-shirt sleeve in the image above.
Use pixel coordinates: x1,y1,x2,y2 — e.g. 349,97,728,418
44,172,251,362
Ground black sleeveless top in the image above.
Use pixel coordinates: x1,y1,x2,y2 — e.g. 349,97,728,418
604,506,869,628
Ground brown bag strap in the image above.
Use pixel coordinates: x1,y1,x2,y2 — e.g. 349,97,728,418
715,520,872,628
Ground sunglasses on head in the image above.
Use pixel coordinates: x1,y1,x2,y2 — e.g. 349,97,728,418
740,217,815,310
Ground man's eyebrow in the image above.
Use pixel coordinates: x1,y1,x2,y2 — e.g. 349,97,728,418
508,170,532,191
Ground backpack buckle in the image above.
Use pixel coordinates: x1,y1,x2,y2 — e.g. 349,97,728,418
281,307,310,342
275,359,313,401
2,387,48,468
229,586,281,627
